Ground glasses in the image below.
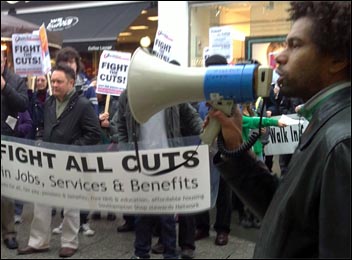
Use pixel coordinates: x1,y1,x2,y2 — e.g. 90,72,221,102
37,79,46,82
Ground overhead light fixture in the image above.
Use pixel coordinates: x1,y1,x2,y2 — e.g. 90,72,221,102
130,25,149,30
140,36,151,48
147,16,158,21
119,32,132,36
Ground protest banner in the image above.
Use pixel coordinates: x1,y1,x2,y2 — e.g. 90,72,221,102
152,28,174,62
96,50,131,96
264,114,309,155
1,138,210,214
96,50,131,111
11,24,51,77
12,33,43,76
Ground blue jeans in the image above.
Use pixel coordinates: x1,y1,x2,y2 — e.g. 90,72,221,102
134,215,177,259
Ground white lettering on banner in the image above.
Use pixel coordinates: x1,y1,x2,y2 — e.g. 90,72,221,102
88,46,113,51
47,17,79,31
1,140,210,214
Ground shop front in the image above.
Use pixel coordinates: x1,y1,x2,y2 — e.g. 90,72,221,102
188,1,291,67
3,1,157,79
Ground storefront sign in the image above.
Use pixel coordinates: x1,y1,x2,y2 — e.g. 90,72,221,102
87,45,113,51
46,16,79,31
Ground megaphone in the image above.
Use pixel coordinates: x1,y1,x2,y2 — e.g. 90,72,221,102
127,48,272,144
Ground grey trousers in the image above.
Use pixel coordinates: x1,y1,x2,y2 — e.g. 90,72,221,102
1,197,16,240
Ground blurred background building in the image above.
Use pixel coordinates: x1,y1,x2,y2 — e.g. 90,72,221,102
2,1,290,77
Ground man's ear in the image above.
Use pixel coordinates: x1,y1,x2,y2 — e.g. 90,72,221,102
329,58,349,73
69,78,75,87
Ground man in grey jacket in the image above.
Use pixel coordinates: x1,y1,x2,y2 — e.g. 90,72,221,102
209,1,350,258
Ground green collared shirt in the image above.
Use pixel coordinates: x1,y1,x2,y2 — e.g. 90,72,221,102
55,88,76,119
298,81,351,121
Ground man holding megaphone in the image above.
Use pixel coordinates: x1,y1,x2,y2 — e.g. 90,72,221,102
126,2,350,257
210,2,350,258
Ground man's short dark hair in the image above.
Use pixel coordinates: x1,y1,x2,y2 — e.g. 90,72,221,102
288,1,350,71
205,54,227,67
55,47,82,73
52,62,76,82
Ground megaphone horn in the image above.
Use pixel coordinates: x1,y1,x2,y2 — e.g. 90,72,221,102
127,48,206,124
127,48,272,144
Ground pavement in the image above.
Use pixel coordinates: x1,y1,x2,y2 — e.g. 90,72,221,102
1,205,258,259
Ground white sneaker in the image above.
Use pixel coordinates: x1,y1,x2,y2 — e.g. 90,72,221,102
14,215,23,224
80,223,95,236
52,222,63,234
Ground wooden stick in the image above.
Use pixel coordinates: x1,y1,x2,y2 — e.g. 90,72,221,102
104,94,111,113
30,75,36,91
46,73,52,96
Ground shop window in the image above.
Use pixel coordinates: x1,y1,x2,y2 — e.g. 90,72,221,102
189,1,291,67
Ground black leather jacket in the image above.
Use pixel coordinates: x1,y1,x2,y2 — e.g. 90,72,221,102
43,91,101,145
215,84,351,258
1,68,29,136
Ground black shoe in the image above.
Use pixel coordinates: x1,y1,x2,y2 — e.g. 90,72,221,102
252,217,261,229
91,212,101,220
180,247,195,259
151,242,164,254
117,223,134,232
240,217,254,228
4,237,18,249
194,229,209,240
107,213,116,221
215,232,229,246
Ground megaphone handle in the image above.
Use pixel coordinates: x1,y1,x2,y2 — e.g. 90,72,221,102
200,100,234,145
200,116,221,145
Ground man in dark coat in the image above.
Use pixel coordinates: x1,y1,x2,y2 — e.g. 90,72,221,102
1,51,29,250
18,63,101,258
